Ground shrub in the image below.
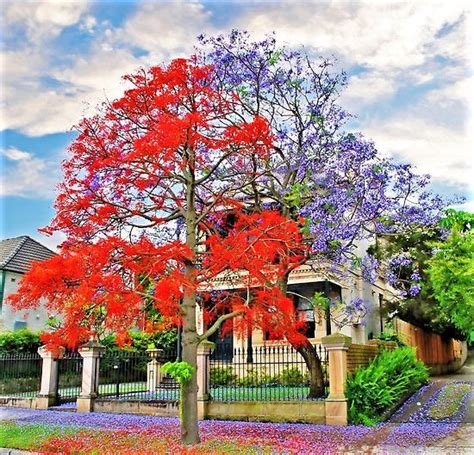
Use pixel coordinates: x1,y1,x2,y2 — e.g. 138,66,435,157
161,361,195,385
0,330,41,354
0,377,39,394
101,330,177,353
237,369,271,386
376,331,406,347
278,367,308,386
346,347,429,425
210,366,236,386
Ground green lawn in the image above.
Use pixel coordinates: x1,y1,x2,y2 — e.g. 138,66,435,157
0,381,148,399
0,422,78,450
210,385,321,401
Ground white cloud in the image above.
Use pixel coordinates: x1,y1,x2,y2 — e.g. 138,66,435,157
122,1,213,60
1,147,32,161
0,46,144,136
32,231,67,252
0,1,215,136
363,116,473,189
1,148,60,198
0,0,472,202
454,199,474,213
340,72,396,108
426,76,474,108
2,0,90,42
237,2,469,71
80,15,97,34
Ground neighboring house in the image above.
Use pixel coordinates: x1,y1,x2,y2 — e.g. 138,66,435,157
0,236,55,332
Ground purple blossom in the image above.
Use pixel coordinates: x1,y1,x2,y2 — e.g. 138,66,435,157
409,284,421,296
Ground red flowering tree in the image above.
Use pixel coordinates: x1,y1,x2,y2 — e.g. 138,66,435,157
9,59,308,445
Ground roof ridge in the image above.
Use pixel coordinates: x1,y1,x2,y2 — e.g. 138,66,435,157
0,236,29,268
22,235,56,255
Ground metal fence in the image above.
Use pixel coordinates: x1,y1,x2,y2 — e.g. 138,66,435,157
0,353,42,398
97,348,178,401
210,344,328,401
56,352,83,403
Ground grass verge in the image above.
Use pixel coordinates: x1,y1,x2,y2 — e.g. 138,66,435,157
428,383,471,420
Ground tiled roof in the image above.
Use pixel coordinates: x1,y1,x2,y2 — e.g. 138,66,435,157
0,236,55,274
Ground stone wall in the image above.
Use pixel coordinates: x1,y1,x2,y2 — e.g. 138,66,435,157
94,399,179,417
0,396,37,408
207,400,325,424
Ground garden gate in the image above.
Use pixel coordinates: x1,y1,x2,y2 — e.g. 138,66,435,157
56,352,83,404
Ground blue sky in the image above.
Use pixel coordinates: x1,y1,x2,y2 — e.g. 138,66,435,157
1,1,472,250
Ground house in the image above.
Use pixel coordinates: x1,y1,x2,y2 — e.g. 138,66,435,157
200,239,389,354
0,236,55,332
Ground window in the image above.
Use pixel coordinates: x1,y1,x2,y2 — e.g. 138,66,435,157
13,321,27,331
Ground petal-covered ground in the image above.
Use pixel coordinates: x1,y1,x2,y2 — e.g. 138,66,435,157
0,381,472,454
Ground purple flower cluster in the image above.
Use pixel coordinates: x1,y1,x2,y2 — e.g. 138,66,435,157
196,30,451,304
361,254,380,284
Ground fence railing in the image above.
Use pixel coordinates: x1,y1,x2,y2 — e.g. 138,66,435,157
0,343,329,405
0,353,42,398
97,348,178,401
210,344,328,401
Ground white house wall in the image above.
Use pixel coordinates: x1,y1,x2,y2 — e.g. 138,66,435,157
0,271,50,332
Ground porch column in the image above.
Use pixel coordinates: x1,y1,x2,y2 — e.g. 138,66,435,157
322,333,352,425
146,348,164,393
36,346,64,409
76,341,105,413
196,340,214,419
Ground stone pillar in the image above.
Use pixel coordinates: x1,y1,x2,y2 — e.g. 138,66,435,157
76,341,105,413
36,346,64,409
196,340,214,419
146,348,164,392
322,333,352,425
351,323,366,344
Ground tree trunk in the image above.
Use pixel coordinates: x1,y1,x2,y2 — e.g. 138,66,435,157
278,272,326,398
296,338,326,398
180,145,200,445
180,309,199,445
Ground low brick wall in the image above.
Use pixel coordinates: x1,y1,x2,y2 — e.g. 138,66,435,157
94,399,179,417
92,399,326,424
207,400,326,424
347,340,397,373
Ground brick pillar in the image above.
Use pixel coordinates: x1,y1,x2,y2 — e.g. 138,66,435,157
36,346,64,409
146,348,164,392
196,340,214,419
322,333,352,425
77,341,105,413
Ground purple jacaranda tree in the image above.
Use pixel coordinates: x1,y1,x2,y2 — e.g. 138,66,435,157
197,30,448,397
